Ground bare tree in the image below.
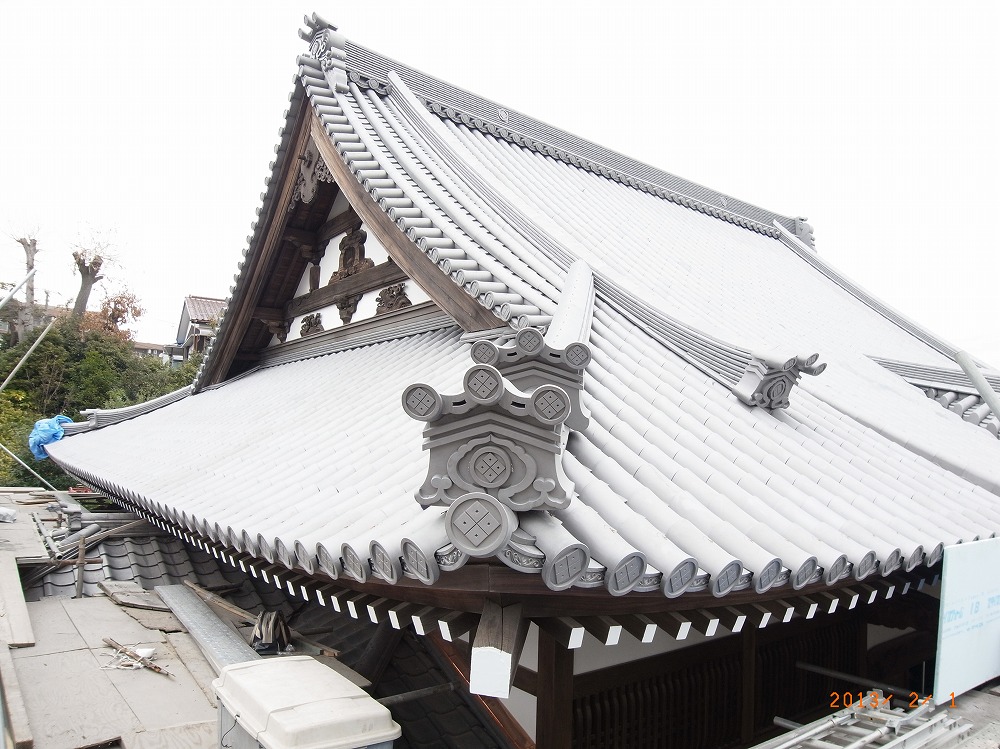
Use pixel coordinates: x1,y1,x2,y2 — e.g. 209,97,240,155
72,248,104,317
13,236,38,343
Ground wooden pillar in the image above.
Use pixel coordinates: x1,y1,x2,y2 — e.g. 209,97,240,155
740,621,757,743
536,623,574,749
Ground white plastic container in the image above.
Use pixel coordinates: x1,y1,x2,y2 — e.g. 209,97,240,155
214,656,400,749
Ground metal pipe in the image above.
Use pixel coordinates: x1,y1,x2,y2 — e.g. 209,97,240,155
59,523,102,549
0,268,36,313
0,318,56,393
0,440,57,491
376,682,454,707
772,717,802,730
954,351,1000,424
795,661,909,696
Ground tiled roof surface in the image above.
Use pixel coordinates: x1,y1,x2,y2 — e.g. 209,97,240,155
185,295,226,323
47,316,1000,599
45,20,1000,603
25,536,254,600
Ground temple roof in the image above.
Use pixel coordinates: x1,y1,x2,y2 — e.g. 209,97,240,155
45,15,1000,613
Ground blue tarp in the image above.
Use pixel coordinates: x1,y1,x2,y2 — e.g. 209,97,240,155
28,415,72,460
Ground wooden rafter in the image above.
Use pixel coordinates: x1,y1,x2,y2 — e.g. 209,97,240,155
309,114,505,333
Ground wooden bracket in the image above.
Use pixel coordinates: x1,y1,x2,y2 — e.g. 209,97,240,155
470,601,528,698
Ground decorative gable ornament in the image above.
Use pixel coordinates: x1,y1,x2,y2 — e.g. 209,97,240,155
467,326,591,432
733,352,826,410
301,14,348,93
403,360,576,559
290,140,336,209
404,261,597,578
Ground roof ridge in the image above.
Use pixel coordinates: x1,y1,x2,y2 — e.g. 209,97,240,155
64,385,193,434
773,222,975,365
346,41,802,239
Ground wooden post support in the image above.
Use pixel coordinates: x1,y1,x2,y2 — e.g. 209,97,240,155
470,601,528,698
74,537,86,598
536,623,574,749
740,620,757,743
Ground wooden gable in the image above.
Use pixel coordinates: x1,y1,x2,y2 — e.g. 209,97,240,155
201,98,503,388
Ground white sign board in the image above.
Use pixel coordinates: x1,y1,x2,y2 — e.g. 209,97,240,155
933,537,1000,705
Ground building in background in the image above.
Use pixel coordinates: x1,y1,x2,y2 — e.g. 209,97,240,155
164,295,226,365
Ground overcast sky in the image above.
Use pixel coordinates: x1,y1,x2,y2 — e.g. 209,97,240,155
1,1,997,366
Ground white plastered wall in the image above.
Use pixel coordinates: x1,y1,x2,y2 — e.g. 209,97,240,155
273,193,431,345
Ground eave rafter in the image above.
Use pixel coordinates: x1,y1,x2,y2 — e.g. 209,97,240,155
308,115,504,332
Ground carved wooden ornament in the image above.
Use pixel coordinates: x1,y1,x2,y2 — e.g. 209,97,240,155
300,313,324,337
329,226,372,323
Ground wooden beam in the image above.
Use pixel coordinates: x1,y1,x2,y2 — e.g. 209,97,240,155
310,115,505,332
684,608,721,637
318,208,363,244
470,601,528,698
253,306,285,323
716,606,747,633
795,596,820,619
647,611,691,640
366,597,395,624
536,624,574,749
346,592,379,619
387,601,423,630
576,615,622,646
283,227,318,248
759,599,795,624
618,613,657,644
411,605,445,635
534,617,585,649
284,260,408,319
353,621,404,686
0,640,32,749
438,610,479,642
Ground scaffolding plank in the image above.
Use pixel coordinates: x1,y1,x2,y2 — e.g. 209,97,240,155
0,553,34,646
155,584,259,674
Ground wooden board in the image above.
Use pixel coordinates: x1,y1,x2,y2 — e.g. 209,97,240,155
99,581,170,611
0,508,48,560
122,721,215,749
11,598,85,659
100,638,216,730
0,553,34,646
165,632,218,704
0,639,33,749
123,608,186,633
12,647,141,749
60,595,165,649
